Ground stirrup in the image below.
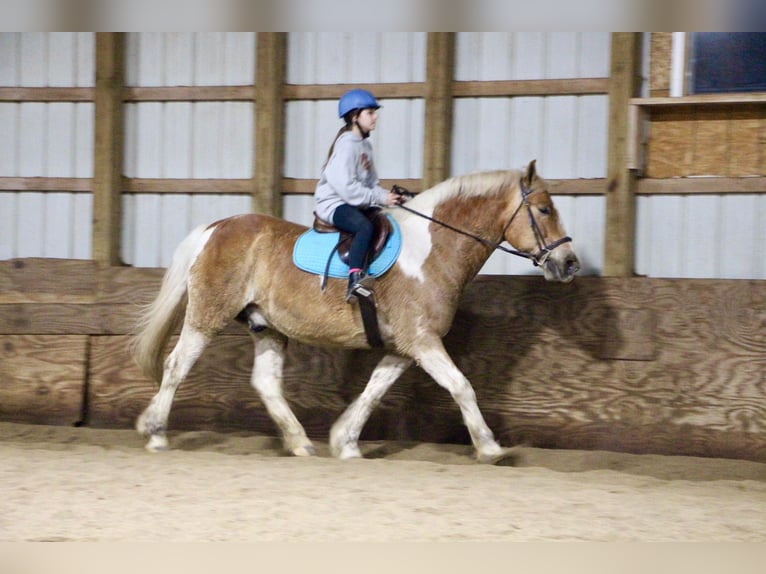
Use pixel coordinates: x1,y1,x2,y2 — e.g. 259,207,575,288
346,271,374,303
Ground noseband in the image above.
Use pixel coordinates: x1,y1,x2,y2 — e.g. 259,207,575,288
395,179,572,267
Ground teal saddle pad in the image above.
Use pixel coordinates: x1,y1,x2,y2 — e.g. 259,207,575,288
292,214,402,279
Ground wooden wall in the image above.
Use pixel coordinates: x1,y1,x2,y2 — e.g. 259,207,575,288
636,33,766,182
2,259,764,463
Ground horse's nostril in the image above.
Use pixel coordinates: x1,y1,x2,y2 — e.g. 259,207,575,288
567,256,580,274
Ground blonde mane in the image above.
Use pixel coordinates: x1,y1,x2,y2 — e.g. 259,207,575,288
409,169,520,211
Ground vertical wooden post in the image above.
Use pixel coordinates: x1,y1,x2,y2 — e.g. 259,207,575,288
253,33,287,216
603,33,643,277
422,33,455,191
92,33,125,267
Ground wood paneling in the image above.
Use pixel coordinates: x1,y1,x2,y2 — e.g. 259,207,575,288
2,263,766,462
649,32,672,97
0,335,87,425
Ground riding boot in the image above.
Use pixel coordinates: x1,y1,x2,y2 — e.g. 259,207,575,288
346,270,374,303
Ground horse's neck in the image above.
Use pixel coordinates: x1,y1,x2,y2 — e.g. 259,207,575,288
429,192,509,287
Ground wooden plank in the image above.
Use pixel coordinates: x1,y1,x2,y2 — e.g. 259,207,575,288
645,109,695,178
451,78,609,98
636,176,766,195
281,177,422,196
422,33,454,192
729,109,764,176
0,304,102,334
284,82,423,101
603,33,642,277
0,258,96,303
123,177,253,194
92,33,125,267
649,32,672,97
693,106,731,176
0,87,94,102
124,85,253,102
631,93,766,108
0,335,87,425
253,33,286,216
0,177,92,192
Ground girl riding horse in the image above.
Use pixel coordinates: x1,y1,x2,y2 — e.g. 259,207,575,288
314,89,403,302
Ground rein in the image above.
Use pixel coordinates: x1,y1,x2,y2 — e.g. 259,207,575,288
393,180,572,267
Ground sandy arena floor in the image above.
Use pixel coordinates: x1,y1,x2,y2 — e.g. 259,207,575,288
1,421,765,542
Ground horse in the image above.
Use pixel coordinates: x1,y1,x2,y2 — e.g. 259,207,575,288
131,160,580,463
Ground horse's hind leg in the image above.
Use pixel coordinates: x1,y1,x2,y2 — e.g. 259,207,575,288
250,332,315,457
136,324,210,451
330,354,413,459
414,338,507,463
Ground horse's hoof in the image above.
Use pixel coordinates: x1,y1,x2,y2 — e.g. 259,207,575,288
145,434,169,452
477,447,517,466
291,444,316,457
336,444,362,460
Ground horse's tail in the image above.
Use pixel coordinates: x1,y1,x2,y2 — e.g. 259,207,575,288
131,223,213,384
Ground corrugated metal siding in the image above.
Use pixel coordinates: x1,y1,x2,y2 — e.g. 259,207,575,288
282,33,427,228
636,194,766,279
454,32,610,275
2,32,765,279
0,32,94,260
122,32,256,267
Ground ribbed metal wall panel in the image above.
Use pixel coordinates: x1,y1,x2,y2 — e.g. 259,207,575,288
636,195,766,279
282,33,427,228
3,33,764,279
122,33,256,267
454,32,610,275
0,32,94,260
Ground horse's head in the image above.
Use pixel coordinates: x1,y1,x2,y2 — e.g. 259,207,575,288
503,160,580,283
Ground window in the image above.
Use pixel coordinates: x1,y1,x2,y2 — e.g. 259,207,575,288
689,33,766,94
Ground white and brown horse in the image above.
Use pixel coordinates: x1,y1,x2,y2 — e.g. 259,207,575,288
132,160,579,462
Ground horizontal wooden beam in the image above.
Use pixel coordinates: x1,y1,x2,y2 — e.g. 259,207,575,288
0,87,94,102
281,177,422,195
452,78,609,98
3,176,764,197
123,178,253,194
0,79,611,105
631,92,766,108
283,82,424,101
123,86,254,102
637,176,766,195
0,177,93,192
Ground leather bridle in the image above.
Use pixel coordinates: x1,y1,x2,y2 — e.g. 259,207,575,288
393,179,572,267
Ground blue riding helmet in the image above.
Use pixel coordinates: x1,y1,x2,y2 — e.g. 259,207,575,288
338,89,380,118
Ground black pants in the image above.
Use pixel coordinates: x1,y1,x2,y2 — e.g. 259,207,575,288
332,204,374,271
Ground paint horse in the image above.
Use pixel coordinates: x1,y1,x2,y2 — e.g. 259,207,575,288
132,160,580,463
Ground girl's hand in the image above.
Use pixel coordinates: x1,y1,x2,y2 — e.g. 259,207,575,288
386,190,405,206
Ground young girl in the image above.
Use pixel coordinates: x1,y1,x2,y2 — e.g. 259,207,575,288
314,89,401,302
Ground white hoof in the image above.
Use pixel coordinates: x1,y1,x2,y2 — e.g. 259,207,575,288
477,445,516,465
145,434,169,452
336,443,362,460
290,444,316,457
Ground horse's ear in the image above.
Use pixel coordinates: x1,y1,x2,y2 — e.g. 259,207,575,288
524,160,537,185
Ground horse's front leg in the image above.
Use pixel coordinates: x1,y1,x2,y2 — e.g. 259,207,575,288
330,353,413,459
415,338,507,463
250,331,315,457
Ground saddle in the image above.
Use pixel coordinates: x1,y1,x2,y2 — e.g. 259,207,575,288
312,206,393,267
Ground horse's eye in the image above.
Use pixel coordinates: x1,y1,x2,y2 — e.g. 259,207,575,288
538,206,551,216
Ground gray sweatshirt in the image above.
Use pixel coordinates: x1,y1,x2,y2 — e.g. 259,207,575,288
313,131,389,222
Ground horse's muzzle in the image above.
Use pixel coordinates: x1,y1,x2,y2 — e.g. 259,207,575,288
543,250,580,283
